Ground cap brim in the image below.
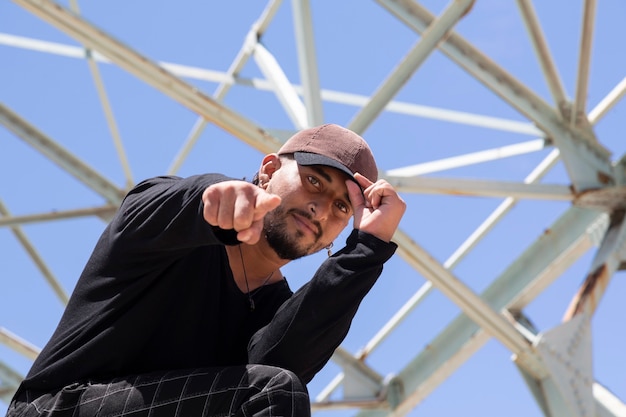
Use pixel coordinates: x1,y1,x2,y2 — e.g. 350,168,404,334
293,151,355,180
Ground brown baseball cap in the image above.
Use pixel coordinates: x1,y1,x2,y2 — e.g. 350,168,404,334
278,124,378,182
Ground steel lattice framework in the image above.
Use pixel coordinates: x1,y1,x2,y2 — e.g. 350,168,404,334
1,1,625,416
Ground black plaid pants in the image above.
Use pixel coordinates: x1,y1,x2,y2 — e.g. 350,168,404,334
7,365,310,417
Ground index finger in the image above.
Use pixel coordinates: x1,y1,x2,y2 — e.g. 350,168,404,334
346,177,365,210
253,191,281,221
354,172,374,190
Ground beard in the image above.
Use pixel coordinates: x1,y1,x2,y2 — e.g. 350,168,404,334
264,205,323,260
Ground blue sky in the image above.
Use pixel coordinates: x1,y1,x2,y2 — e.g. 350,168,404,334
1,1,625,416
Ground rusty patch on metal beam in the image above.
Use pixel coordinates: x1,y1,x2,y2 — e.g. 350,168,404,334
563,263,610,321
573,186,626,211
597,171,613,185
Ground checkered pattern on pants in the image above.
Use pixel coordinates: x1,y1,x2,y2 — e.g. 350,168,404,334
8,365,310,417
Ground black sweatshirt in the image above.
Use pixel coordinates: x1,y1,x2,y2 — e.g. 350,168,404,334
18,174,397,395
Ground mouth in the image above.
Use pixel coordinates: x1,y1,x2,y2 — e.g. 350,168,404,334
291,212,320,238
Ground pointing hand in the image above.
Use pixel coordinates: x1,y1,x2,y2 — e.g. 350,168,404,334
202,181,281,244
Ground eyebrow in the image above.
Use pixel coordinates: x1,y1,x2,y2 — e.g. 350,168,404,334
310,166,352,209
311,165,333,183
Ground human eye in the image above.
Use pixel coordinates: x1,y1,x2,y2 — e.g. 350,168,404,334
307,175,321,188
336,200,350,214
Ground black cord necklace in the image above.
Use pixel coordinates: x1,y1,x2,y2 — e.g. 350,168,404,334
238,245,274,312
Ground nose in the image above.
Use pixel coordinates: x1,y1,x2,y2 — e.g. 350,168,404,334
308,197,332,220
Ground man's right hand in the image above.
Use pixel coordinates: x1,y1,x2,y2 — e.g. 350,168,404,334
202,181,281,244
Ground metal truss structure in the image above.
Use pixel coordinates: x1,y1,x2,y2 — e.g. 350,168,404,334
1,1,625,416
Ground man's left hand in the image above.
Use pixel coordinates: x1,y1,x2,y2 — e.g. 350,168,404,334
346,173,406,242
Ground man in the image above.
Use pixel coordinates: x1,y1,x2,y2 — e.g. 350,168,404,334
6,124,406,417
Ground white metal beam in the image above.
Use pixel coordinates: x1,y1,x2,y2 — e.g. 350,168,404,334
354,207,608,417
593,383,626,417
0,200,69,304
393,228,548,379
168,0,284,175
254,41,309,129
588,76,626,125
0,328,40,361
563,211,626,320
385,175,573,200
573,0,597,125
377,0,614,192
348,0,475,134
318,149,563,403
0,33,543,136
85,55,135,188
0,205,118,227
11,0,284,155
515,0,569,113
0,103,125,205
386,139,548,176
0,0,626,414
292,0,323,126
0,362,23,404
67,0,133,188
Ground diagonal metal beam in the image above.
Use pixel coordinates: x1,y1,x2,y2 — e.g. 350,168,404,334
392,228,548,379
0,200,69,304
68,0,134,188
376,0,614,192
515,0,569,114
355,207,609,417
588,76,626,124
0,103,125,205
254,42,308,129
0,328,40,361
317,149,564,404
0,329,41,403
84,54,135,188
0,361,24,403
593,383,626,417
349,0,475,134
168,0,284,175
375,0,599,147
386,139,548,176
12,0,284,155
563,209,626,321
356,81,619,387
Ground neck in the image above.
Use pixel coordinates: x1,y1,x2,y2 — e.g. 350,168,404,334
226,240,286,292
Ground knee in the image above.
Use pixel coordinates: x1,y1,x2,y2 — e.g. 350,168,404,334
245,365,311,417
248,364,309,398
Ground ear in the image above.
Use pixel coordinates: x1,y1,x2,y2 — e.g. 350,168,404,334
257,154,281,188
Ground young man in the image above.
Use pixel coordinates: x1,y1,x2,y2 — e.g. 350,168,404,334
6,124,406,417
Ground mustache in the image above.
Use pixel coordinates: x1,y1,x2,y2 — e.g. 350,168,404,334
288,208,322,239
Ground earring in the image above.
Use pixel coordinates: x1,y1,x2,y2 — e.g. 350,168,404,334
325,242,334,257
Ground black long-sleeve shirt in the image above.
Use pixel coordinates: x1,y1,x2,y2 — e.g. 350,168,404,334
19,174,397,394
